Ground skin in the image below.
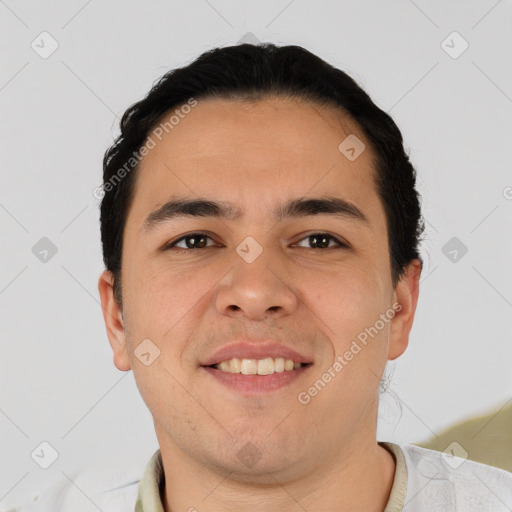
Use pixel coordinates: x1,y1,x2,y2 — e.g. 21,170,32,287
98,96,421,512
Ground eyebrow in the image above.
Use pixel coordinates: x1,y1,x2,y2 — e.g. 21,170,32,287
142,195,369,233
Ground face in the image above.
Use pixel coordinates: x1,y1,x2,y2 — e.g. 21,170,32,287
99,97,420,481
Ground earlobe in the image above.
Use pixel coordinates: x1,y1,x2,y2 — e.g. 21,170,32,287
97,270,132,372
387,259,422,361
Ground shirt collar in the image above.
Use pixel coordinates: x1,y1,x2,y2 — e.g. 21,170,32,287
380,441,408,511
135,449,165,512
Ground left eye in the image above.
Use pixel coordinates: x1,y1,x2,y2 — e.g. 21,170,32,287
164,232,347,252
295,233,347,249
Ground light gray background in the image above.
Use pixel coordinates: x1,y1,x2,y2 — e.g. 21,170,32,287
1,0,511,508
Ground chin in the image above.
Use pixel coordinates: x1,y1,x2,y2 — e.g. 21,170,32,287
203,433,306,482
216,454,302,484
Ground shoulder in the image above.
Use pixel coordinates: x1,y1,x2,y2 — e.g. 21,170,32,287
1,464,142,512
395,443,512,511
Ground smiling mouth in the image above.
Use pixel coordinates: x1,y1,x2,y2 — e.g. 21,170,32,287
207,357,312,376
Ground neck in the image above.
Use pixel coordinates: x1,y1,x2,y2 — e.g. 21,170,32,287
157,429,396,512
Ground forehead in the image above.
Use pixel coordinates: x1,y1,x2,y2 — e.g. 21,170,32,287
127,97,383,229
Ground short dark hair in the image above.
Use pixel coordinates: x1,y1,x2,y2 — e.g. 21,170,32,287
100,43,425,305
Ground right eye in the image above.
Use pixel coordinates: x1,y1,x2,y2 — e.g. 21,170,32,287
163,232,218,253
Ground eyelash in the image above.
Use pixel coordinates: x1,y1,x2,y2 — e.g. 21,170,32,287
164,232,348,253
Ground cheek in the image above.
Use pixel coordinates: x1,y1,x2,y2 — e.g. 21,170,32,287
123,263,219,366
122,271,204,410
124,257,199,323
306,263,385,341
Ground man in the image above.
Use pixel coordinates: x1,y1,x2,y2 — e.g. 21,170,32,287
9,43,512,511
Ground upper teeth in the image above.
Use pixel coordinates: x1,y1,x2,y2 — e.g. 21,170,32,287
213,357,302,375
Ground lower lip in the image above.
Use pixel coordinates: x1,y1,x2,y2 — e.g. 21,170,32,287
201,365,311,394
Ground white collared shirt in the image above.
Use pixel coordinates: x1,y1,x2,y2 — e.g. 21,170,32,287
4,442,512,511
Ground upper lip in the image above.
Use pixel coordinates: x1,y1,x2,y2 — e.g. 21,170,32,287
201,340,313,366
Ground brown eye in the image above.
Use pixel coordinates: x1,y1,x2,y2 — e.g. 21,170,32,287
296,233,347,249
165,233,215,251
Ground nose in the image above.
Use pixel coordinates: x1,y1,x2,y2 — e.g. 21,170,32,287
215,248,298,322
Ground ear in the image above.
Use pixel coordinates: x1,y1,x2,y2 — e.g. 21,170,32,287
98,270,131,371
387,259,422,361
